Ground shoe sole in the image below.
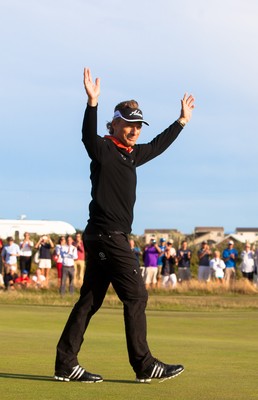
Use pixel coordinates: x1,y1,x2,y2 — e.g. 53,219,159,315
136,368,184,384
54,376,103,383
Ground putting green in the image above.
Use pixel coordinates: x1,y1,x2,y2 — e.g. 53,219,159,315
0,304,257,400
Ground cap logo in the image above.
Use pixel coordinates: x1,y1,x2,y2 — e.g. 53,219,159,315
129,110,142,117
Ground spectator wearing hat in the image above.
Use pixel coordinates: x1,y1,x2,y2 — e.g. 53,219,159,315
1,237,20,277
166,240,176,258
197,241,212,282
15,269,31,289
222,240,238,284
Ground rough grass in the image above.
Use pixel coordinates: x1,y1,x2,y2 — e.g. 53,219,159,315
1,278,257,311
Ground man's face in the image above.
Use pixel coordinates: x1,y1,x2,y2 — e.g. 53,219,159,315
112,119,142,147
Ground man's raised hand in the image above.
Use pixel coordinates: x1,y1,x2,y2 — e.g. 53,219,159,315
178,93,195,125
84,68,100,107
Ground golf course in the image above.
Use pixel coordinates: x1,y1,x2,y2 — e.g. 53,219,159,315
0,291,257,400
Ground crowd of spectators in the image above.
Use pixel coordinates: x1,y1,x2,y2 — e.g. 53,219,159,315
131,237,258,289
0,233,257,293
0,232,85,295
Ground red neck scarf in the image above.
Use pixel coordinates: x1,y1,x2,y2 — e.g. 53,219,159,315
104,135,133,154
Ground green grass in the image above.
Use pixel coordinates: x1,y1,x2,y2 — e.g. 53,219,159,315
0,303,257,400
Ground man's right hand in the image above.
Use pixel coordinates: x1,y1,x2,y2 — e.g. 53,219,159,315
84,68,100,107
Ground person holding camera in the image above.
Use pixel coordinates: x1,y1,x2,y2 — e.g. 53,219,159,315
19,232,34,276
35,235,54,286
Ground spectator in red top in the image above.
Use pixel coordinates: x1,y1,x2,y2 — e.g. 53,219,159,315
73,233,85,287
15,270,31,289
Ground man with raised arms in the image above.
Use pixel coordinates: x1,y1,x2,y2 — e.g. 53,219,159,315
55,68,195,383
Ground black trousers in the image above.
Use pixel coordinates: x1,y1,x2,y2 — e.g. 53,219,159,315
55,231,154,373
242,271,254,281
19,256,32,275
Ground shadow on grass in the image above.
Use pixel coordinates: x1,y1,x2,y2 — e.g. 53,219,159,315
103,379,138,384
0,372,54,381
0,372,137,384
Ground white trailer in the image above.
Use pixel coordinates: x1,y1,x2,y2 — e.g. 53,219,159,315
0,219,76,239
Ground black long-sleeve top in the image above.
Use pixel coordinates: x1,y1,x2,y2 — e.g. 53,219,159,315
82,105,183,234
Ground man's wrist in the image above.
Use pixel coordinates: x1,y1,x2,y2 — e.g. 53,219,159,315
87,98,98,107
177,118,187,127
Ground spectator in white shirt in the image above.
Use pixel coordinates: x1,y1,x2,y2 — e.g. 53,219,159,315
57,236,78,296
19,232,34,276
1,237,20,275
32,268,46,289
240,242,254,282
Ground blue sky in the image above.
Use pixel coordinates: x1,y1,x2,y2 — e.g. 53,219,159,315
1,0,258,235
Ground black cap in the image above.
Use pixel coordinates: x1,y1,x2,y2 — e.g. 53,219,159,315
113,108,149,125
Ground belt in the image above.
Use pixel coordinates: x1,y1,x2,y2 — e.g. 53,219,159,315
84,231,126,240
109,231,126,235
